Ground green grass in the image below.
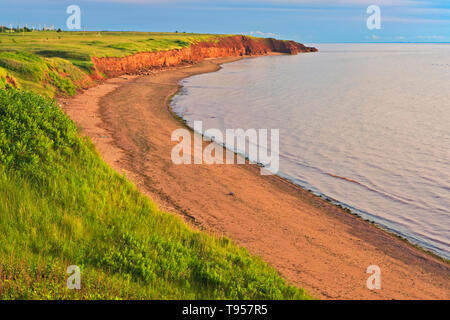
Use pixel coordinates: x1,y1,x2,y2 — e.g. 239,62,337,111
0,31,311,300
0,31,221,59
0,86,310,299
0,31,229,96
0,50,84,96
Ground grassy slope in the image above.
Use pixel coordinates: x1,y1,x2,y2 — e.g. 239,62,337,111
0,31,310,299
0,31,226,96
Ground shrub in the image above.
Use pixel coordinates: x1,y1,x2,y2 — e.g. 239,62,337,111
0,88,81,179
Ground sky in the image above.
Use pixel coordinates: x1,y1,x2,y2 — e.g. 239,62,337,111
1,0,449,43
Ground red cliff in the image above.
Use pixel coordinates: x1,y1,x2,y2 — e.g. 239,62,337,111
92,35,317,77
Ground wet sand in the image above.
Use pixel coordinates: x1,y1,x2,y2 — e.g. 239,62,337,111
61,56,450,300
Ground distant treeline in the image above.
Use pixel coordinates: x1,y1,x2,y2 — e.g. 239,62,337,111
0,25,62,32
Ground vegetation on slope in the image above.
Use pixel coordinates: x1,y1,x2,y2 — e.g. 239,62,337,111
0,32,310,299
0,31,226,96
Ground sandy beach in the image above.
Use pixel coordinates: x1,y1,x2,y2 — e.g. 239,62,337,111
61,56,450,300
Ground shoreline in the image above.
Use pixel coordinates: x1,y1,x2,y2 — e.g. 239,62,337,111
61,56,450,300
171,56,449,263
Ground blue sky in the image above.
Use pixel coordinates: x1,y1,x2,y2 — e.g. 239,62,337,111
1,0,449,43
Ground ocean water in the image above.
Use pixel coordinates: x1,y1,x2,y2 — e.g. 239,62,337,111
171,44,450,259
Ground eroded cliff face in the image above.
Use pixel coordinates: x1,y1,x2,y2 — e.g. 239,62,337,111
92,36,317,77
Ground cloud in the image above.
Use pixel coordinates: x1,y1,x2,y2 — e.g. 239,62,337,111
416,35,446,40
383,16,450,24
84,0,429,6
404,7,450,15
240,30,279,37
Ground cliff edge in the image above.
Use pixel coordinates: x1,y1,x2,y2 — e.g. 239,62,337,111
92,35,317,77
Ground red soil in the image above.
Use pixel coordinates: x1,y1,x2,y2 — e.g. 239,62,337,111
91,35,317,77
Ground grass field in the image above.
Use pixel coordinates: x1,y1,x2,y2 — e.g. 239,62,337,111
0,31,226,96
0,32,310,299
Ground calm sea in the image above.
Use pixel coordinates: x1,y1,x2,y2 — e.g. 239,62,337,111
171,44,450,259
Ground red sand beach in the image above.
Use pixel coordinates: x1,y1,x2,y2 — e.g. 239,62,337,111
61,56,450,300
